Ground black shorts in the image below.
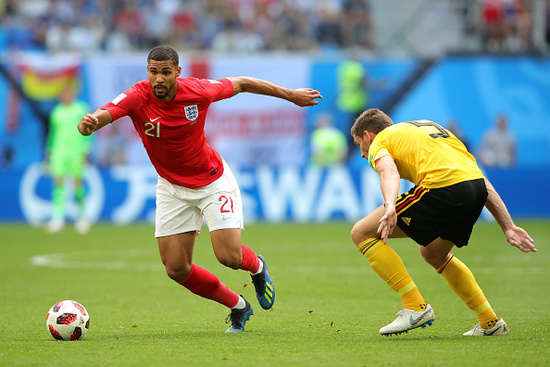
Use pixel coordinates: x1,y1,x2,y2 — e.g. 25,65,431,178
395,179,487,247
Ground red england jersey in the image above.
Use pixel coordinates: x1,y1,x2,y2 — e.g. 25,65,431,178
101,78,234,188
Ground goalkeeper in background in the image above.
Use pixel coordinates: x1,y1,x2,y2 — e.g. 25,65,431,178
46,86,92,234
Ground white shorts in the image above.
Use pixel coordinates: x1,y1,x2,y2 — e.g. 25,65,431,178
155,161,244,238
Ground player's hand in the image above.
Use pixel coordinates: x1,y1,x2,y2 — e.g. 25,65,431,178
377,205,397,244
504,226,536,253
290,88,323,107
78,113,98,136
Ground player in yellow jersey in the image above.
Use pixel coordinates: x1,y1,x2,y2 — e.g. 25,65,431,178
350,108,536,336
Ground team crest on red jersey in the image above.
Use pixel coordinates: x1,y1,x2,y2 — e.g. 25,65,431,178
184,104,198,121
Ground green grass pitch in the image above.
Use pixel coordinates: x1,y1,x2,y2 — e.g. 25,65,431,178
0,220,549,366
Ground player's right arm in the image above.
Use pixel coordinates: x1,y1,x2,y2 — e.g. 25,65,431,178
78,109,113,136
483,177,536,253
373,155,401,244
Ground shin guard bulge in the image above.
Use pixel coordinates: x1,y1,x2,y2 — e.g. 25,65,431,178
438,254,499,328
238,244,260,274
358,238,426,311
178,264,239,308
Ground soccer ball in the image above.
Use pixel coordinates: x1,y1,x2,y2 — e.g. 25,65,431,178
46,300,90,340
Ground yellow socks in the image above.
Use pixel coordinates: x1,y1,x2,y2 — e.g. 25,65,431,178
358,238,500,329
358,238,426,311
438,254,500,329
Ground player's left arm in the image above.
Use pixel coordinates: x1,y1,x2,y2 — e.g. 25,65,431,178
374,155,401,244
227,76,322,107
483,177,536,253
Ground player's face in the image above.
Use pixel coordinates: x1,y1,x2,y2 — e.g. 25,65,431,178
354,132,372,159
147,60,182,101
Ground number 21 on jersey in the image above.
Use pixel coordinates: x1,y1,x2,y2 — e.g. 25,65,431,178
145,120,160,137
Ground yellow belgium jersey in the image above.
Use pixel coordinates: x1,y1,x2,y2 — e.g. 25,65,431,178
368,120,483,188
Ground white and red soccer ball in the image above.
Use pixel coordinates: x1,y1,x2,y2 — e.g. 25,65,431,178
46,300,90,340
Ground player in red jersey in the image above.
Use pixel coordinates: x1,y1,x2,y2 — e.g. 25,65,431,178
78,45,322,332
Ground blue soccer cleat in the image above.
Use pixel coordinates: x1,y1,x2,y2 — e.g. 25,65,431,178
225,297,253,333
251,255,275,310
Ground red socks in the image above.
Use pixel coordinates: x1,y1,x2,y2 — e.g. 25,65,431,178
177,244,259,309
178,264,239,308
238,244,260,273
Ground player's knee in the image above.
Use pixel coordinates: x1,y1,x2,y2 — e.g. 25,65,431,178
217,252,242,269
164,263,192,282
350,223,371,245
420,239,454,270
350,224,361,245
419,248,445,270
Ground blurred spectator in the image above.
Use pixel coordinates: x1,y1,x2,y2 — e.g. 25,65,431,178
446,117,471,151
336,56,369,159
478,113,517,168
239,20,265,52
156,0,181,14
272,2,315,51
341,0,375,50
112,2,144,49
0,143,14,168
19,0,50,19
168,3,202,50
212,19,263,53
505,0,533,52
142,0,171,48
46,17,104,54
196,0,225,49
480,0,508,51
83,15,107,52
310,112,348,166
211,20,241,53
45,22,73,53
105,23,133,53
479,0,534,52
316,6,343,49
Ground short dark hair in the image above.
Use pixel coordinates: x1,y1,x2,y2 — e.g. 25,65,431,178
350,108,394,137
147,45,179,66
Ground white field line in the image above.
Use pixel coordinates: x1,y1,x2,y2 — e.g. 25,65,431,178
30,249,544,275
30,249,162,271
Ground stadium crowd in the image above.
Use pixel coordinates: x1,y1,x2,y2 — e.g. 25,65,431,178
0,0,375,53
463,0,536,53
0,0,544,55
